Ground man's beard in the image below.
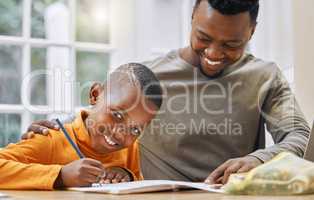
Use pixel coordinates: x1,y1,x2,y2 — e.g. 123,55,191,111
190,42,224,79
198,64,224,79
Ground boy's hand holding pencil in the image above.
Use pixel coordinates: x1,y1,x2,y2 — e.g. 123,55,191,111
53,119,132,188
54,158,132,188
56,158,105,187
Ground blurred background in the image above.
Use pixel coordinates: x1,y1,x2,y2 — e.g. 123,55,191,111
0,0,313,148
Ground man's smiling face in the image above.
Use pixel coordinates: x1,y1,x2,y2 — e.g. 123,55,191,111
190,0,256,77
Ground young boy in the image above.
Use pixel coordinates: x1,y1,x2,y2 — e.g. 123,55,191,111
0,63,163,190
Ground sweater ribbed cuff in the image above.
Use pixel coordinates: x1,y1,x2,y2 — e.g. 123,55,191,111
248,150,274,163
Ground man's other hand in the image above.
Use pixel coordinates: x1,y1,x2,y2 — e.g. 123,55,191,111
204,156,262,185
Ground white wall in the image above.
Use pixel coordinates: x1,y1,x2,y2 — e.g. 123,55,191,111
110,0,186,67
109,0,137,69
133,0,183,61
293,0,314,125
249,0,294,85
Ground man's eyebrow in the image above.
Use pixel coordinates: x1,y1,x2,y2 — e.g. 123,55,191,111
225,39,245,43
197,29,213,39
197,28,244,43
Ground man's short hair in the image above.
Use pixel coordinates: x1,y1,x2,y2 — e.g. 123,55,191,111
194,0,259,23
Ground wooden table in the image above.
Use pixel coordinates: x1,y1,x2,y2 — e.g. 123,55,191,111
1,190,314,200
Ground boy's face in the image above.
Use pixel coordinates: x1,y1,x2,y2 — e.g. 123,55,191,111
85,76,158,154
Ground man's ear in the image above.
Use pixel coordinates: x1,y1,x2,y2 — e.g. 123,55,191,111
89,82,104,105
191,5,197,21
249,23,257,40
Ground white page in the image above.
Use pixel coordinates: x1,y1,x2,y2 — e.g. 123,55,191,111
68,180,224,194
0,192,9,198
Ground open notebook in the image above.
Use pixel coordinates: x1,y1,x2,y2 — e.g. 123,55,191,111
68,180,224,194
0,192,9,198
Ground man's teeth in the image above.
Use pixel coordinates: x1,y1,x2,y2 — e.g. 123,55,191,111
205,58,222,65
104,135,117,146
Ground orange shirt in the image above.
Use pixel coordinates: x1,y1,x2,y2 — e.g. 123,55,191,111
0,111,142,190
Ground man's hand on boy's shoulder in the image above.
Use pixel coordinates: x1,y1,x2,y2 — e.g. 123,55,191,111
22,120,60,139
54,159,132,188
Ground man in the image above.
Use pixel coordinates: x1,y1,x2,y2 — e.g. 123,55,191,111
25,0,310,184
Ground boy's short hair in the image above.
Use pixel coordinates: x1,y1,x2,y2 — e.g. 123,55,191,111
110,63,163,109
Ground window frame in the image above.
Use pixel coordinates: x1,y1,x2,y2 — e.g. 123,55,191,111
0,0,114,135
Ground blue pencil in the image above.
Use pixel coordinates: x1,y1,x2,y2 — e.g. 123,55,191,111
56,118,85,159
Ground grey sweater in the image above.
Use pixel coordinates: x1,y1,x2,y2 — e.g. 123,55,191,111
138,50,310,181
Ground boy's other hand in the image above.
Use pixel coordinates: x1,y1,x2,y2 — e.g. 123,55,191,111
21,120,60,139
58,158,105,187
98,167,132,184
204,156,262,185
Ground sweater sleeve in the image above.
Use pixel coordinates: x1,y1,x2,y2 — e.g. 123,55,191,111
249,67,310,162
0,134,62,190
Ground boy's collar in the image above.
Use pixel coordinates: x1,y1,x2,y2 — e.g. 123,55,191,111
71,110,92,146
71,110,119,159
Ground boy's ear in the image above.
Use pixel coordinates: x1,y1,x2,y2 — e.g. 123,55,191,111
89,82,104,105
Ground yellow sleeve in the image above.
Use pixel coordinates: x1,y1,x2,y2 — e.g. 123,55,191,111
0,134,62,190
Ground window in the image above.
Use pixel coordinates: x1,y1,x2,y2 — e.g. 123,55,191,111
0,0,113,147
